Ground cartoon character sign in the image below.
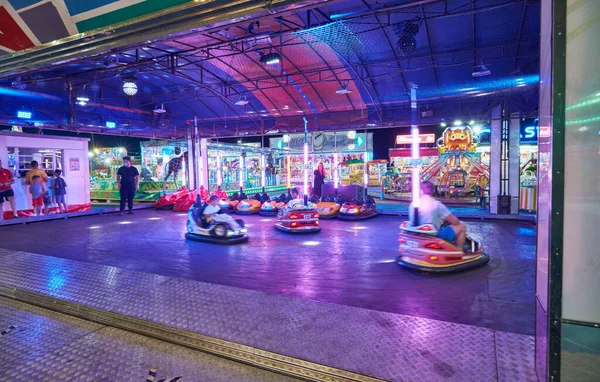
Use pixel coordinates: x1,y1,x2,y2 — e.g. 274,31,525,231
437,126,477,153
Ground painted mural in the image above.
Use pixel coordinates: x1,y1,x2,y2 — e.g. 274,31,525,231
0,0,192,54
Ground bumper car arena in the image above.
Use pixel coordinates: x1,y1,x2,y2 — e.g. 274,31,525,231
1,0,596,381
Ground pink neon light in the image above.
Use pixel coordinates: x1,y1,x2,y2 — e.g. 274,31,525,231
411,126,420,208
303,143,309,195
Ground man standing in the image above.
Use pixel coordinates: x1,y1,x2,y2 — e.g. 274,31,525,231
25,160,48,185
0,159,18,220
116,156,139,215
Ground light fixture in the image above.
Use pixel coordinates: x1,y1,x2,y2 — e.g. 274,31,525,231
472,63,491,78
153,104,166,113
105,121,116,129
469,120,475,125
122,76,138,96
260,52,281,65
347,130,356,140
473,125,482,134
440,122,447,127
394,18,421,56
336,81,353,94
235,96,249,106
17,110,32,119
76,96,89,106
283,134,291,143
454,120,462,126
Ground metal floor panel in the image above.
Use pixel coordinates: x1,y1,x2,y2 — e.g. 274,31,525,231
0,248,536,382
0,297,300,382
0,210,535,335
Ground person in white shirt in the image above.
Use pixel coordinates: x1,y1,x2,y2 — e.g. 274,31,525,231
204,195,241,230
409,181,467,247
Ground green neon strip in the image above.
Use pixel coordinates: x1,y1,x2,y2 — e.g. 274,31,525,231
565,96,600,111
565,115,600,124
76,0,192,33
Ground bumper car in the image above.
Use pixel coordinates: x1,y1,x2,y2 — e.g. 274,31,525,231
339,196,378,220
235,193,261,215
314,195,342,219
275,202,320,233
260,198,285,216
185,202,248,244
396,221,489,273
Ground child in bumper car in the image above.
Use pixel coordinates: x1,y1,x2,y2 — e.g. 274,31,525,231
204,195,242,230
287,187,305,209
408,181,467,248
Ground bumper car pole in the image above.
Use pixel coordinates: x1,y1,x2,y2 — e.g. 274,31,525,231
410,85,420,226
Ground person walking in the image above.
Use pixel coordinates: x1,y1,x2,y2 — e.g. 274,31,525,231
313,169,324,198
0,159,18,220
117,156,139,215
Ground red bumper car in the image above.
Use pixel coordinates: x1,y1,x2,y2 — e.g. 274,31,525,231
339,196,378,220
396,222,489,273
275,203,320,233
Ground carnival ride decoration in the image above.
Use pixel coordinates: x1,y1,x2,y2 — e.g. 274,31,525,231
421,125,489,197
396,221,490,272
185,198,248,244
163,148,188,194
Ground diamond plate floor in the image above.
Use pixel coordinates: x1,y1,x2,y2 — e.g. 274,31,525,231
0,249,536,382
0,209,535,335
0,297,300,382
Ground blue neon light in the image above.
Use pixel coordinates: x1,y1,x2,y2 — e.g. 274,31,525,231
17,111,32,119
105,121,116,129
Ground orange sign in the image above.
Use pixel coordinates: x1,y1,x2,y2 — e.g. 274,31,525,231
396,134,436,145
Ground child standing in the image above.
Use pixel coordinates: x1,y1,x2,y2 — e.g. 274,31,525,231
29,175,47,216
52,169,68,213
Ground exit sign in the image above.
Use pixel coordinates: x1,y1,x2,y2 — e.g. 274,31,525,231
396,134,436,145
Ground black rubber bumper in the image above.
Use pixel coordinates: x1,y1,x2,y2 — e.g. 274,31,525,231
396,253,490,273
235,210,259,215
318,213,339,220
338,212,378,221
274,224,321,233
259,210,279,216
185,232,249,245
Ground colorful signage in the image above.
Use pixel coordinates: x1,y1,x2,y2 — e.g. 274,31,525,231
270,132,373,153
395,134,435,145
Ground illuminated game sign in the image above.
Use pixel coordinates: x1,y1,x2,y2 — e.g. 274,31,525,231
396,134,435,145
520,119,539,143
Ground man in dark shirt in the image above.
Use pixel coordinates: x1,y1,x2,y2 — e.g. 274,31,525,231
117,156,139,215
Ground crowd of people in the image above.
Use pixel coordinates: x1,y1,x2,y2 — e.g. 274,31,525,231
0,159,68,221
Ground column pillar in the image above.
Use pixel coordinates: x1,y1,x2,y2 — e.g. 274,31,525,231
199,138,209,191
509,113,521,214
489,104,502,214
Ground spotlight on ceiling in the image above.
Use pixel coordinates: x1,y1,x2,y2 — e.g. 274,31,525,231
454,120,463,126
260,52,282,65
153,104,166,114
472,64,491,78
235,96,249,106
76,96,89,106
440,122,447,127
122,76,138,96
336,81,352,94
394,18,421,56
